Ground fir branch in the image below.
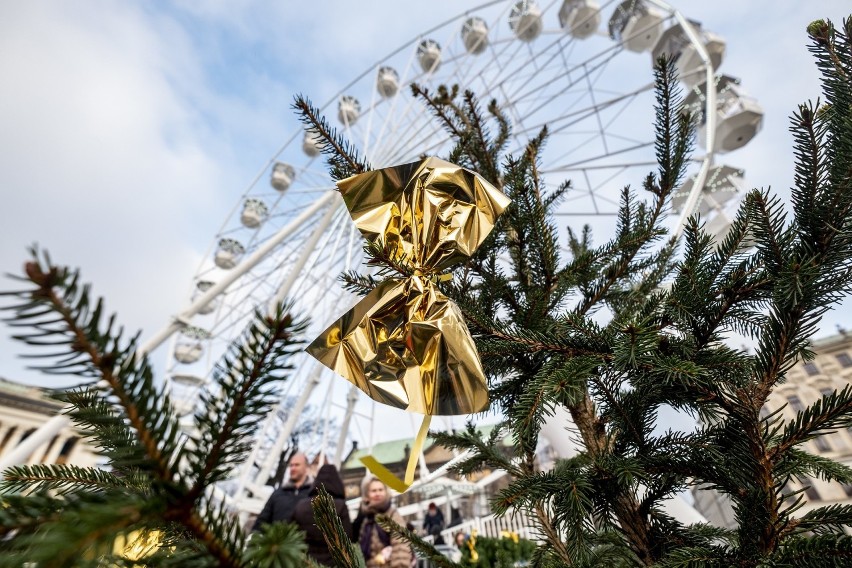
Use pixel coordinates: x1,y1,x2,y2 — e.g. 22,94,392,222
0,492,147,567
242,521,307,568
363,240,416,278
790,503,852,535
744,189,789,275
775,448,852,486
493,460,595,551
292,95,370,181
771,384,852,459
570,56,692,320
458,301,611,360
789,101,831,240
377,513,460,568
653,546,729,568
772,534,852,566
653,56,694,196
168,495,246,568
311,487,364,568
461,89,503,185
0,492,66,539
0,463,150,496
410,84,468,151
429,422,517,477
187,304,307,501
58,386,149,471
1,250,181,482
340,270,382,296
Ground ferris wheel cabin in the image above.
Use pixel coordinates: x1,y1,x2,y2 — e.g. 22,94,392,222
302,130,323,157
672,165,747,243
608,0,664,53
671,165,744,217
376,66,400,98
193,280,220,315
171,373,206,389
214,238,245,270
685,75,764,153
270,162,296,192
558,0,601,39
509,0,543,42
653,21,726,88
173,326,211,365
338,95,361,126
462,17,490,54
417,39,442,72
241,198,269,229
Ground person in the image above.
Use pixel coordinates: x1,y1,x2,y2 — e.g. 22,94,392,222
292,464,353,566
454,531,467,550
422,502,445,544
357,477,412,568
448,506,462,529
252,452,313,531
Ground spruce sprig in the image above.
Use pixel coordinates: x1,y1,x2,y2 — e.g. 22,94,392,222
311,487,364,568
292,95,370,181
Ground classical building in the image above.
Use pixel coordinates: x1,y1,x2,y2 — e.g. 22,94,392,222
0,377,99,468
693,330,852,527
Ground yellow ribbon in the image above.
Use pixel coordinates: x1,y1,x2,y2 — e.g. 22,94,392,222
360,414,432,493
412,268,453,284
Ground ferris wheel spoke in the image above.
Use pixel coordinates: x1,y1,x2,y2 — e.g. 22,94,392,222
285,209,357,306
268,200,344,311
507,51,624,130
366,51,421,163
519,84,652,145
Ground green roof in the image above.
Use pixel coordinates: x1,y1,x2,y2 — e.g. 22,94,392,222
343,437,436,469
342,421,509,469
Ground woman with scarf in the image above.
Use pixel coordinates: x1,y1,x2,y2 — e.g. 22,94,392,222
357,477,412,568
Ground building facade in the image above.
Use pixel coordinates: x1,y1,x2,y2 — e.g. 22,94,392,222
0,377,99,468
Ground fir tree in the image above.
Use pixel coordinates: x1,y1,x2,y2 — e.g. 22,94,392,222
303,15,852,568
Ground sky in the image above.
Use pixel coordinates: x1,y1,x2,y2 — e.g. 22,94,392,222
1,1,851,449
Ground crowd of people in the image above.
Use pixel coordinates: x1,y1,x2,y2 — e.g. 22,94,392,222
253,452,468,567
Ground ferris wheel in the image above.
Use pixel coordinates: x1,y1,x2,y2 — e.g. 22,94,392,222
157,0,763,510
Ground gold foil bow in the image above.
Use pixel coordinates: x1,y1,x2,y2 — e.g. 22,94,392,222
307,156,510,490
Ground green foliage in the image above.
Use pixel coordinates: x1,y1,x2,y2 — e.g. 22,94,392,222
242,522,308,568
296,14,852,568
0,250,309,566
377,511,460,568
292,95,371,181
456,535,536,568
311,487,366,568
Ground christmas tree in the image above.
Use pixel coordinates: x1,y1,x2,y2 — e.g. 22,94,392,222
303,17,852,567
1,14,851,568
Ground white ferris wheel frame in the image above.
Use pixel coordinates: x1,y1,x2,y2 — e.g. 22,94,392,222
1,0,718,523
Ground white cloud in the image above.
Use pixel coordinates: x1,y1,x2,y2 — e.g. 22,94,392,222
0,2,229,383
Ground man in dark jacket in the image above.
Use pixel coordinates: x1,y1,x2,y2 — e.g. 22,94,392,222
252,452,313,530
292,464,353,566
423,502,445,544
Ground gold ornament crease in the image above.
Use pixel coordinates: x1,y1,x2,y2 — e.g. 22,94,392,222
306,156,510,489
